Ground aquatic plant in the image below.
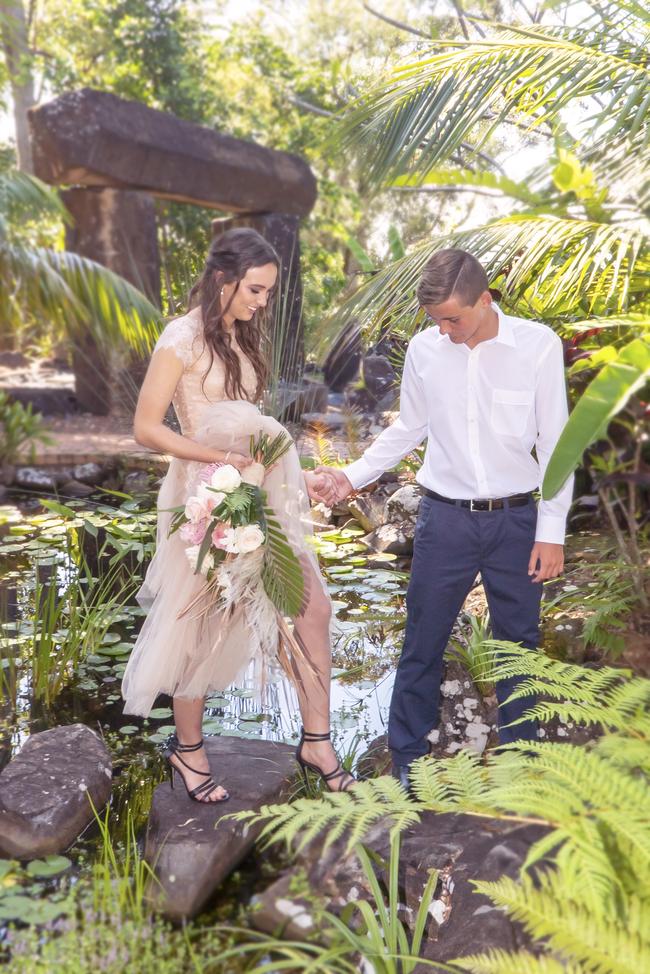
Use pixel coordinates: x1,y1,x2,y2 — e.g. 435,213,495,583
28,559,138,705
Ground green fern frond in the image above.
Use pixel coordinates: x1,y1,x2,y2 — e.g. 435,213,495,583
483,643,650,735
472,873,650,974
224,778,421,855
594,734,650,774
454,948,586,974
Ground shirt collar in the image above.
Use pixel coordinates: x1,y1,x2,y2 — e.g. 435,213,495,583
432,301,516,348
492,303,516,347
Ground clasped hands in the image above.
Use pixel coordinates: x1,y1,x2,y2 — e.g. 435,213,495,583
304,465,353,508
303,466,565,583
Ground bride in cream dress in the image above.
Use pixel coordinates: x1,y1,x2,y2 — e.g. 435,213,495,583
121,228,356,802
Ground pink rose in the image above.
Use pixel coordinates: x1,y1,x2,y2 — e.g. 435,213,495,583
180,519,208,545
198,462,221,484
184,495,206,523
211,521,232,549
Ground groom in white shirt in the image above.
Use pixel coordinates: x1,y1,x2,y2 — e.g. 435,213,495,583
319,249,573,788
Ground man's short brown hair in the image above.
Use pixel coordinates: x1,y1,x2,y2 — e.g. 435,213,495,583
416,249,489,308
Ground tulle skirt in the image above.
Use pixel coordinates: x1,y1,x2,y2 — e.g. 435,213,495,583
121,400,333,717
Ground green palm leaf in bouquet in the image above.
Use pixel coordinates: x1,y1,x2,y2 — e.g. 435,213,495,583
259,504,305,618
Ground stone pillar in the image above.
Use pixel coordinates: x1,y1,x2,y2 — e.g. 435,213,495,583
212,212,304,382
62,188,160,415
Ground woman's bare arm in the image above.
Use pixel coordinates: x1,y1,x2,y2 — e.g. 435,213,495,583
133,348,251,467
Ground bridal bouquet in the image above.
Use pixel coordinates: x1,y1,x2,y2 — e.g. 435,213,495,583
168,431,305,617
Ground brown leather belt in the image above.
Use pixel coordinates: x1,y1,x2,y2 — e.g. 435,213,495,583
422,488,533,511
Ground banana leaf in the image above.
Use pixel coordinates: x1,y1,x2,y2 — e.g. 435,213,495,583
542,334,650,498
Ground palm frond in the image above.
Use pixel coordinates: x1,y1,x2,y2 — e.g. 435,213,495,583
331,216,649,342
0,242,161,356
338,26,650,188
0,170,70,227
261,506,306,617
393,167,547,206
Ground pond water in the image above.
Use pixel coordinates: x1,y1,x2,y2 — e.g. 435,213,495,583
0,488,407,928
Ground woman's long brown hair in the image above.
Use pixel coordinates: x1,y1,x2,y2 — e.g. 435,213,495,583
187,228,279,402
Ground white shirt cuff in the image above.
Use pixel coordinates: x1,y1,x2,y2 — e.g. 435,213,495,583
535,513,567,545
343,456,381,490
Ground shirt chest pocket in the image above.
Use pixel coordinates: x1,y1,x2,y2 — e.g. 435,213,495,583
490,388,534,437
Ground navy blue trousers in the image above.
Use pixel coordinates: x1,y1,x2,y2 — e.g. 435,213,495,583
388,495,542,762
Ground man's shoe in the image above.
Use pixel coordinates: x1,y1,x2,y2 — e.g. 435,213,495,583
391,761,417,798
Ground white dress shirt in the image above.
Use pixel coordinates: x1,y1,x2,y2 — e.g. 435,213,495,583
345,304,574,545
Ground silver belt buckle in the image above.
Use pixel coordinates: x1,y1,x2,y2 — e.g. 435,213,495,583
470,498,493,512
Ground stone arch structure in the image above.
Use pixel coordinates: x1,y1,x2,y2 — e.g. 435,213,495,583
28,88,317,414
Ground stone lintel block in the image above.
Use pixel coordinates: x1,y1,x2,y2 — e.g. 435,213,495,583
29,88,317,217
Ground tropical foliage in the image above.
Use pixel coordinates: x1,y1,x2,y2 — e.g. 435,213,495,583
229,644,650,973
334,0,650,498
0,390,52,471
0,170,160,355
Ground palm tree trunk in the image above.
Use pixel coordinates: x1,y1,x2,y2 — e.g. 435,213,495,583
1,0,35,172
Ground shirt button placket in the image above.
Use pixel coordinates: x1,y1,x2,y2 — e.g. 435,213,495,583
467,349,489,496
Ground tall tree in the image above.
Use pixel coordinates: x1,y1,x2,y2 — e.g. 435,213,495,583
0,1,34,171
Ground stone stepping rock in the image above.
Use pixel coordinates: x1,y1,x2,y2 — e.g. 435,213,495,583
252,809,547,963
144,736,296,920
0,724,112,858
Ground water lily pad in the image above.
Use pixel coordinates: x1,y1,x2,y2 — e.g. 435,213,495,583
237,721,263,733
230,689,255,698
0,860,16,881
148,707,173,720
101,632,121,645
202,719,223,734
119,725,139,735
25,855,72,878
96,643,132,657
0,894,68,923
206,695,230,708
146,732,170,744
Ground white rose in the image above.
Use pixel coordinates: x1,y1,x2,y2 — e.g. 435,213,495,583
233,524,265,554
185,544,214,576
184,495,205,523
210,464,242,492
196,482,226,512
219,527,239,554
240,461,266,487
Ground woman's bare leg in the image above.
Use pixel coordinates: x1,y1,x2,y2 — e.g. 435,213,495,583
290,562,354,790
171,696,228,801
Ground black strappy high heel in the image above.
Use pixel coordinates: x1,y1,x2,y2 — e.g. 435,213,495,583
295,728,357,793
163,734,230,803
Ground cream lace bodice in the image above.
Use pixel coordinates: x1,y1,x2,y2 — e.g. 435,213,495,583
153,309,258,436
